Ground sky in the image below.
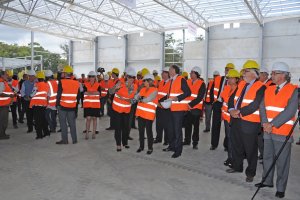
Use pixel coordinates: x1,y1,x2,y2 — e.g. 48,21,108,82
0,24,69,54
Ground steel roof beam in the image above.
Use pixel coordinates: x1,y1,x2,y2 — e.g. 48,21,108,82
244,0,264,26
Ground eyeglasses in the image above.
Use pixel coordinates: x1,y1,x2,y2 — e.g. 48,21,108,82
271,71,283,75
143,79,152,82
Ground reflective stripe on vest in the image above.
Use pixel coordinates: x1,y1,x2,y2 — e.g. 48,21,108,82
48,80,58,107
112,83,137,114
60,79,80,108
265,84,297,136
0,79,13,106
169,76,189,111
135,87,158,121
83,82,100,109
205,80,213,102
213,76,221,101
30,82,49,108
185,79,204,110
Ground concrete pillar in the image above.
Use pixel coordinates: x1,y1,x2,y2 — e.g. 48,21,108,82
160,32,165,70
258,26,264,66
124,35,128,69
204,28,210,83
69,40,73,66
94,36,99,71
31,31,34,70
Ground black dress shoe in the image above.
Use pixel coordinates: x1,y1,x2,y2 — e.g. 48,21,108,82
153,139,161,144
57,129,61,132
226,168,242,173
163,147,173,152
255,183,273,188
13,124,18,129
224,159,230,166
258,154,263,160
210,146,217,150
193,145,198,150
171,153,181,158
56,140,68,144
146,150,153,155
128,136,133,140
95,131,99,134
27,129,33,133
246,176,254,182
124,145,130,149
203,129,210,133
275,191,285,198
35,137,43,140
0,135,10,140
106,127,114,130
163,142,168,146
136,148,143,153
131,126,137,129
182,141,190,146
117,148,122,152
18,120,24,124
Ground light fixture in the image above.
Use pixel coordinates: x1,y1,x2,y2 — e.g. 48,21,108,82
140,32,144,37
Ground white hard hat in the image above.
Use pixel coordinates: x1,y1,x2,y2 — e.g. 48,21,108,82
272,62,289,72
191,66,202,75
27,70,36,76
260,67,269,74
104,74,109,81
161,99,172,109
126,67,136,77
143,73,155,81
153,70,158,74
163,67,169,72
88,71,97,76
45,70,53,77
213,70,220,76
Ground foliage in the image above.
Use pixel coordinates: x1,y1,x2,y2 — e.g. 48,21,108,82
164,33,183,68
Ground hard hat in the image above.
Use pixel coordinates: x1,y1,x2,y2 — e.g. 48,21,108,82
45,70,53,77
225,63,235,69
272,62,289,72
163,67,169,72
161,99,172,109
143,73,155,81
243,60,259,70
240,69,244,76
27,69,36,76
6,70,13,77
104,74,109,81
153,70,158,74
88,71,97,76
191,66,202,75
63,65,73,73
107,71,112,76
182,71,188,77
260,67,269,74
53,73,58,79
126,67,136,77
155,75,161,81
226,69,240,78
137,71,142,76
213,70,220,76
112,68,119,75
141,68,150,77
36,71,45,79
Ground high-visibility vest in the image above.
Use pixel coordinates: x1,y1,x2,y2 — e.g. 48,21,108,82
83,82,101,109
30,82,49,108
234,81,264,123
204,80,213,103
265,79,274,87
60,79,80,108
186,79,204,110
157,79,171,108
11,79,19,102
169,76,189,111
265,83,297,136
138,79,143,88
0,78,13,106
112,82,137,114
135,87,158,121
221,85,237,122
100,80,112,97
213,75,222,101
78,78,87,84
47,80,58,107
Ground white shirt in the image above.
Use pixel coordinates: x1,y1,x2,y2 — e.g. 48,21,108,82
276,81,287,92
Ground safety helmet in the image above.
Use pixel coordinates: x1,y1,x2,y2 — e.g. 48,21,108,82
112,68,119,75
45,70,53,77
191,66,202,75
225,63,235,69
36,71,45,79
141,68,150,77
243,60,259,70
272,62,289,72
63,65,73,73
226,69,240,78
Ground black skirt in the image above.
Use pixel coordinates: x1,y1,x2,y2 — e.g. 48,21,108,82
84,108,101,118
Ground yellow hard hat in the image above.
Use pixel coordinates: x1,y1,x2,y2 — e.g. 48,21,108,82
36,71,45,79
225,63,235,69
226,69,240,78
6,69,13,77
137,71,142,76
53,73,58,79
107,71,112,76
141,68,150,77
155,75,161,81
243,60,259,70
182,71,188,78
63,65,73,73
112,68,119,75
240,69,244,76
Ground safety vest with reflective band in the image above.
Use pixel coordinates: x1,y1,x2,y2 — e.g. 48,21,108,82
169,76,189,111
186,79,204,110
265,83,297,136
234,81,264,123
83,82,101,109
0,78,13,107
30,82,49,108
135,87,158,121
157,80,171,108
221,85,237,122
204,80,214,103
60,79,80,108
213,75,222,101
112,83,137,114
11,79,19,102
47,80,58,107
100,80,111,97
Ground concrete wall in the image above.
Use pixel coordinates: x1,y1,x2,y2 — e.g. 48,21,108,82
73,41,94,76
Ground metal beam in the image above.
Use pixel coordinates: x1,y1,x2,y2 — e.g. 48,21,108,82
244,0,264,26
94,36,99,71
153,0,208,31
160,32,165,70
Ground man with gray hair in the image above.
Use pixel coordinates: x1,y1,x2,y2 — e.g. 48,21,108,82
255,62,298,199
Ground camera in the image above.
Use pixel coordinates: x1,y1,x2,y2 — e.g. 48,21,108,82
97,67,105,74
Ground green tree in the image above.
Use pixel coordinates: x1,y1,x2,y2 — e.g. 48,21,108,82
164,33,183,68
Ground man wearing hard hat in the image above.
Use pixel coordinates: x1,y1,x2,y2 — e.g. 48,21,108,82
255,62,298,199
18,72,28,124
6,70,19,129
227,60,266,183
45,70,58,133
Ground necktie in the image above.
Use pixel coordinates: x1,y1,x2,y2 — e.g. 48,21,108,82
236,83,249,109
275,86,280,95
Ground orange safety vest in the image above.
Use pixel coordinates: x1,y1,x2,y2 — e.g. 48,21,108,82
186,79,204,110
100,80,112,97
0,78,13,106
234,81,264,123
213,75,222,101
204,80,213,103
47,80,58,107
265,79,274,87
265,83,297,136
157,79,171,106
169,76,189,111
11,79,19,102
112,82,137,114
30,82,49,108
60,79,80,108
221,85,237,122
83,82,101,109
135,87,158,121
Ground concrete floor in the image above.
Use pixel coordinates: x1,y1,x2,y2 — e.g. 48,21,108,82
1,110,300,200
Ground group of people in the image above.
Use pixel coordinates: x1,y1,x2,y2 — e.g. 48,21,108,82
0,59,299,198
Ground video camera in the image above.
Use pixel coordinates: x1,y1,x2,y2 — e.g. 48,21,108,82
97,67,105,74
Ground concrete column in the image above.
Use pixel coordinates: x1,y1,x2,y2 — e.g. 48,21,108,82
160,32,165,70
258,26,264,66
94,36,99,71
204,28,210,83
31,31,34,70
69,40,73,66
182,29,185,71
124,35,128,69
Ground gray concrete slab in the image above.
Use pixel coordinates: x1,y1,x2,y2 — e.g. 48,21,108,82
1,110,300,200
